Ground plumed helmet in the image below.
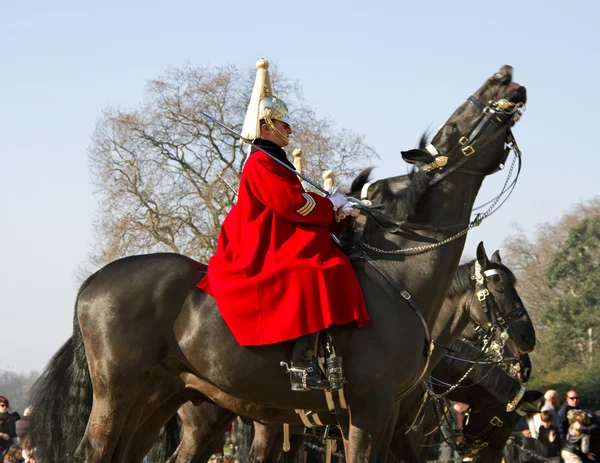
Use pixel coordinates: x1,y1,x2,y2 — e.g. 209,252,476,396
241,59,291,144
259,95,291,126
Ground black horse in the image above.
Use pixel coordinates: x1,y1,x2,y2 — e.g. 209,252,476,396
28,65,526,462
148,242,536,463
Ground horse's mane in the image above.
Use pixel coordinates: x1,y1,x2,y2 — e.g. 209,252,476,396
446,262,475,298
351,132,435,225
446,259,517,299
350,167,374,194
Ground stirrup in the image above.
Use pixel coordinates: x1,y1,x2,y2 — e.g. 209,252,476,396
281,361,330,391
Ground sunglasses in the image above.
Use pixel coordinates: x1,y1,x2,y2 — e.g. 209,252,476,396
567,397,580,400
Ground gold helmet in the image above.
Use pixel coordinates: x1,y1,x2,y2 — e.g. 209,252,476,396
241,59,291,144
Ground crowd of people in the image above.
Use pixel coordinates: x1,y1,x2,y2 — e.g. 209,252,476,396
0,397,35,463
506,389,599,463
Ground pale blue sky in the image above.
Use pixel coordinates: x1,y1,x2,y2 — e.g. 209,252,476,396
1,0,598,372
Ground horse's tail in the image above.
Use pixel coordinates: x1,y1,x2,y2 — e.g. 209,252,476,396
146,414,182,462
28,274,97,462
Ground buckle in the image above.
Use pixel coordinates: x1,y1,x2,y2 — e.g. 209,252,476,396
477,289,489,301
459,136,469,145
401,290,411,300
462,145,476,156
490,416,503,427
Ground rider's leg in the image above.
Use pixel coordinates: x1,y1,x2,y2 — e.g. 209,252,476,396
290,332,330,391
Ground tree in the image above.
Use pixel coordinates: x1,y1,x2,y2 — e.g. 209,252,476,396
88,63,377,267
503,198,600,401
541,215,600,368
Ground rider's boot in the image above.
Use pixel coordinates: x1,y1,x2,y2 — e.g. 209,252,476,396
290,332,330,391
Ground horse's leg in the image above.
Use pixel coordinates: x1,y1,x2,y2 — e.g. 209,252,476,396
168,400,236,463
248,422,279,462
75,367,143,462
346,389,399,462
123,385,188,462
109,373,175,461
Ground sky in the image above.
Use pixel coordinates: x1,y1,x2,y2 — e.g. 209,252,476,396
1,0,598,373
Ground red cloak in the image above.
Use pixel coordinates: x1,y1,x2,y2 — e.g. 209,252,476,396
197,147,369,345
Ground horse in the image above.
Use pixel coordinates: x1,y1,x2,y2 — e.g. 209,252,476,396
155,242,537,462
398,249,538,463
28,65,527,462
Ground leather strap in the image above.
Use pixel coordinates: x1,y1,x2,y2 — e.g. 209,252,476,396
350,251,433,400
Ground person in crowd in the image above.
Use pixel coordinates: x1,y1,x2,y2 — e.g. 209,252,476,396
2,445,24,463
0,397,17,455
579,413,600,462
14,409,30,446
538,410,561,462
18,437,36,463
542,389,563,431
524,398,545,439
561,409,595,463
560,390,582,441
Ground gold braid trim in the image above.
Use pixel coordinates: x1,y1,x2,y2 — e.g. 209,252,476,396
418,156,448,172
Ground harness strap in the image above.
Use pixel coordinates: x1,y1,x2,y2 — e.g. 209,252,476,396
350,251,433,400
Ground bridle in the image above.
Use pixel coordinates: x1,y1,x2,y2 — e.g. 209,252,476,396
462,261,528,362
350,91,525,251
428,262,528,393
420,95,524,185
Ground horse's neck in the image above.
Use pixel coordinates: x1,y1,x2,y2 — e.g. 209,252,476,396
389,174,484,327
414,173,484,230
431,293,473,365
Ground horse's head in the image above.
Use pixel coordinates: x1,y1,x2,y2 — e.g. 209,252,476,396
402,65,527,178
348,66,527,236
462,242,536,355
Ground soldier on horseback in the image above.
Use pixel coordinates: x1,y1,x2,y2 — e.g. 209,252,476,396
197,59,369,391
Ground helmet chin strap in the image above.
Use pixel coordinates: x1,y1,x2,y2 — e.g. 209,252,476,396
263,109,290,145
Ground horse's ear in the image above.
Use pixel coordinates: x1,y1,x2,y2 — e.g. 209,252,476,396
401,149,435,166
490,250,502,264
476,242,489,267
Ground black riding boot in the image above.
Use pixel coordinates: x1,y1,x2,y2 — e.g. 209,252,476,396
289,332,330,391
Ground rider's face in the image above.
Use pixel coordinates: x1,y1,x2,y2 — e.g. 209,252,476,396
261,120,292,147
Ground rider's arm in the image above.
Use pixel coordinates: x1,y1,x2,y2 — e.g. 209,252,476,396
245,153,334,226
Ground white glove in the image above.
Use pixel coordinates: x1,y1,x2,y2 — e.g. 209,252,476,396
336,201,360,219
328,191,347,210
